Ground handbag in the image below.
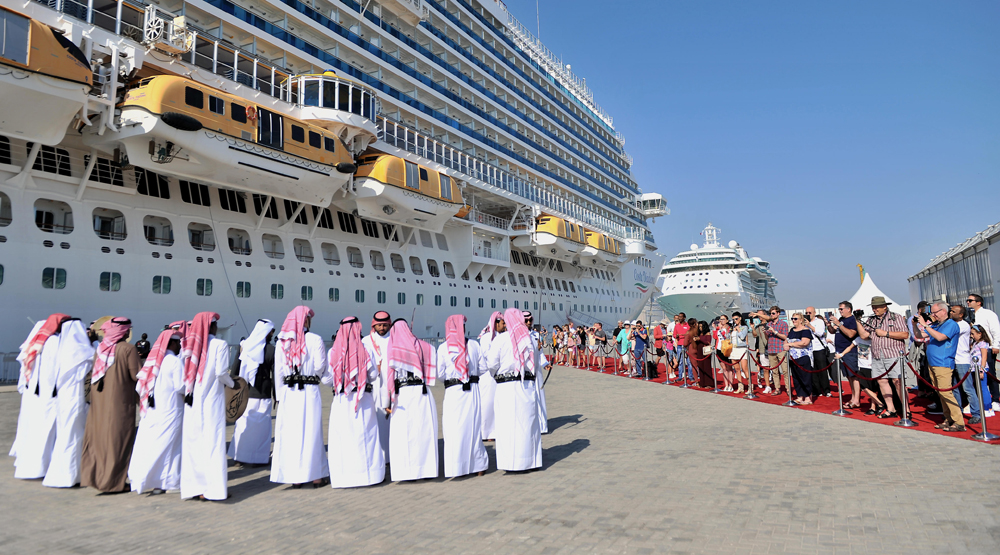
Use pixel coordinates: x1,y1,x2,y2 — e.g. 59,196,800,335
702,345,713,356
721,339,733,358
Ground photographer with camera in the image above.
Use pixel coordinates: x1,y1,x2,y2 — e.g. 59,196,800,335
758,307,790,396
916,301,964,432
853,297,908,419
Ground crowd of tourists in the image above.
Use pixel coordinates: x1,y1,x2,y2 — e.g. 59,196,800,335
9,308,549,499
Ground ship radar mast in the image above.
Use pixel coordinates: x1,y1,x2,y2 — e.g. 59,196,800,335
702,223,720,248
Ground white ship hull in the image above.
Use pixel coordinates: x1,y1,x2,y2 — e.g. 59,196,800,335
0,67,89,146
656,290,775,322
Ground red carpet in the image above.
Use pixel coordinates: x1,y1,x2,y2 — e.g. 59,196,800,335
562,359,1000,444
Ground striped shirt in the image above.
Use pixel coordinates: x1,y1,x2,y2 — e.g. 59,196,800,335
860,312,908,360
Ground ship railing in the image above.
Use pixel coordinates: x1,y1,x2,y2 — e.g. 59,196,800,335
191,241,215,251
264,250,285,259
0,352,19,385
0,216,11,226
228,246,251,255
146,236,174,246
464,209,510,230
624,227,645,240
295,253,314,263
323,257,340,265
37,224,75,235
472,239,509,263
376,115,627,240
95,230,127,241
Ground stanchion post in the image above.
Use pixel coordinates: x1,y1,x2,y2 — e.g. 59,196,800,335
680,351,693,388
832,359,850,416
971,360,999,441
894,351,917,427
782,354,796,406
711,350,722,393
745,350,758,399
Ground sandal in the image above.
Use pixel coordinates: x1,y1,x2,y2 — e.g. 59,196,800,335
865,404,884,416
934,420,952,430
877,410,898,420
843,402,860,409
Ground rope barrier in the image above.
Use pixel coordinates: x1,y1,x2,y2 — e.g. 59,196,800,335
787,355,839,374
750,353,787,371
840,359,895,382
906,361,973,393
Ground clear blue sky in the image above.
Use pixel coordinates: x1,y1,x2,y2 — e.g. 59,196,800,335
503,0,1000,307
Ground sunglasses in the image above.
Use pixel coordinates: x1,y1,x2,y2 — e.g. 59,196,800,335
967,299,978,303
791,317,800,321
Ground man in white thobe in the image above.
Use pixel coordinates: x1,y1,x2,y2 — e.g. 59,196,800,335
129,325,186,494
361,310,392,462
228,319,275,465
387,319,438,481
477,311,502,441
12,315,67,480
486,309,542,472
9,320,45,462
181,313,234,501
437,314,488,478
43,319,96,488
525,311,550,434
271,306,330,487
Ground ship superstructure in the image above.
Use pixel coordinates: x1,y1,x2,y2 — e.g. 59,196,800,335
657,224,777,321
0,0,666,355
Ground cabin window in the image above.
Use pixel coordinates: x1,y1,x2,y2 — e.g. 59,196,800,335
253,194,278,219
507,272,516,286
34,199,73,234
491,299,497,308
377,291,386,304
442,262,455,279
291,125,305,143
569,282,576,293
136,168,170,199
435,234,449,251
419,168,428,181
502,300,508,309
270,284,284,299
231,103,247,123
427,259,440,278
398,292,406,305
303,80,320,106
196,278,213,296
228,228,251,255
29,144,71,176
93,208,127,241
311,207,334,229
416,294,424,305
439,174,452,200
562,280,569,291
360,219,379,239
355,289,364,303
236,281,251,298
450,296,457,307
324,137,336,153
188,223,215,251
262,234,284,259
382,224,399,241
347,247,364,268
218,188,247,213
528,276,536,288
465,297,471,308
308,131,321,149
404,161,420,190
554,280,562,291
301,286,313,301
0,191,11,227
434,295,442,306
419,230,433,248
478,298,484,308
185,87,204,109
179,181,211,206
390,254,405,273
0,11,29,65
329,287,339,302
321,243,340,265
209,96,225,115
42,267,67,289
100,272,122,292
0,136,10,165
338,83,351,111
337,211,358,234
409,257,423,275
283,200,308,225
511,251,521,264
88,157,124,187
370,250,386,271
518,274,527,288
257,109,283,149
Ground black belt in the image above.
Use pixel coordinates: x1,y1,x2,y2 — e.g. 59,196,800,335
283,374,322,390
395,377,427,394
495,372,536,384
338,383,373,394
444,375,480,390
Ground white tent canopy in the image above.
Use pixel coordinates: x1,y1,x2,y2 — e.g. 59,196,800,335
849,273,907,316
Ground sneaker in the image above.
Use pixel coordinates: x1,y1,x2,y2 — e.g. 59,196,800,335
986,409,995,418
927,404,943,415
994,401,1000,411
963,405,972,416
763,386,772,394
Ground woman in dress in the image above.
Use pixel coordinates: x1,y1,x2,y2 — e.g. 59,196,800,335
730,313,750,395
692,321,714,388
786,313,815,405
714,315,733,391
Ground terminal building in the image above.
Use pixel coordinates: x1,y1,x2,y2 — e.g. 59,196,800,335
908,221,1000,312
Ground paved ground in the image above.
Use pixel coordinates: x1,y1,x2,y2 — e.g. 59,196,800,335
2,366,1000,554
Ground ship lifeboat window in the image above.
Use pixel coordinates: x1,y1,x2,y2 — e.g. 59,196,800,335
301,286,313,301
308,131,321,149
427,259,440,278
219,189,247,213
152,276,171,294
416,294,424,305
347,247,364,268
34,199,73,234
321,243,341,265
312,207,335,229
209,96,225,115
291,125,305,143
507,272,516,286
369,250,386,271
397,292,406,305
271,284,284,300
257,110,284,149
568,282,576,293
442,262,456,279
196,278,213,297
187,223,215,251
390,254,405,273
518,274,527,288
135,169,170,199
293,239,314,262
554,280,561,292
409,257,423,275
93,208,127,241
304,80,320,107
324,137,336,153
0,191,10,227
528,276,536,288
236,281,251,298
546,278,553,289
29,144,72,176
261,234,287,259
405,161,420,190
435,234,449,251
99,272,122,292
329,287,340,302
0,11,28,65
185,87,204,109
439,175,452,200
231,103,248,124
144,216,174,246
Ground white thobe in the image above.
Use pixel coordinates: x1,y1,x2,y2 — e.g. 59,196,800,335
362,332,391,461
324,353,384,488
43,350,93,487
13,336,60,480
486,334,542,471
388,367,439,482
9,321,44,460
181,337,233,500
437,341,489,478
271,332,330,484
477,334,498,440
227,398,273,464
129,353,185,493
530,333,549,435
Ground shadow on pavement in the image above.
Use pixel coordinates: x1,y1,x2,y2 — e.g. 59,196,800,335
541,438,590,470
546,414,585,432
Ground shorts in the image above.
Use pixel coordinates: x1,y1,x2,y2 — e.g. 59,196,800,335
730,347,747,361
588,345,598,353
856,367,872,380
871,357,900,379
620,352,632,365
715,350,730,364
656,347,665,357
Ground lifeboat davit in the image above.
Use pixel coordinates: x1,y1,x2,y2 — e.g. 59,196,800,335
512,214,586,260
0,9,92,145
84,75,356,207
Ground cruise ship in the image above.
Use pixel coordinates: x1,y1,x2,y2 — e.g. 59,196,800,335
0,0,667,354
656,224,777,321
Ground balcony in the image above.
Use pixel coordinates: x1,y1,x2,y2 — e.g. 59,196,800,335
637,193,668,218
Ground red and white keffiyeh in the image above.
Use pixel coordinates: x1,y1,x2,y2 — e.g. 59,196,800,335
504,307,534,377
182,312,217,395
278,306,314,370
136,321,186,415
386,319,436,402
445,314,469,382
92,317,132,383
328,317,371,412
479,311,502,340
20,313,70,384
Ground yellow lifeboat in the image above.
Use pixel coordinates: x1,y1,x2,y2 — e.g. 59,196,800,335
0,8,92,145
345,152,463,232
83,75,356,207
512,214,586,259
